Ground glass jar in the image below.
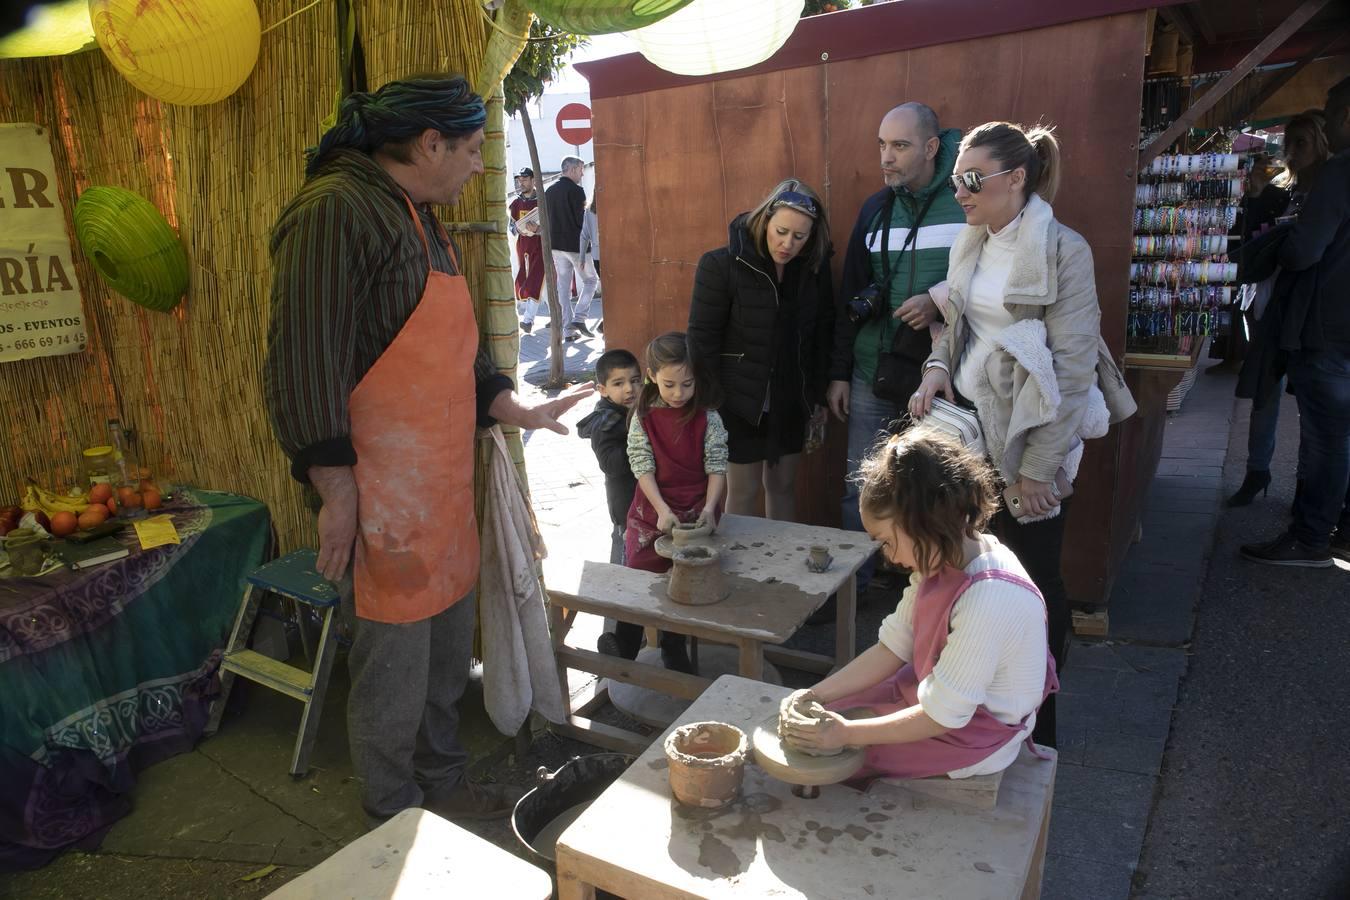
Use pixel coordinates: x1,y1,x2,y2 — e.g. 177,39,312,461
82,446,117,486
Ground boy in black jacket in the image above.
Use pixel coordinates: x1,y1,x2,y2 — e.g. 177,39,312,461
577,349,643,657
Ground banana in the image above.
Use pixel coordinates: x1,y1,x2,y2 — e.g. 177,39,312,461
23,482,89,515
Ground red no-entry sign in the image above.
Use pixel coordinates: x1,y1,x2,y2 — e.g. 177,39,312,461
555,102,593,145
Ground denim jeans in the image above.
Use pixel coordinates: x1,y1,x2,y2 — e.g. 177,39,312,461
841,373,907,587
1287,349,1350,548
551,249,598,327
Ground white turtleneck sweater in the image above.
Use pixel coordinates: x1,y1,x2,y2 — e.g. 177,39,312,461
953,210,1024,401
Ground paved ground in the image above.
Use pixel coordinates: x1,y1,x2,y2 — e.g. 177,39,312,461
7,314,1346,898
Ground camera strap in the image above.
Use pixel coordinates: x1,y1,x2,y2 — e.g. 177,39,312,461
873,187,942,359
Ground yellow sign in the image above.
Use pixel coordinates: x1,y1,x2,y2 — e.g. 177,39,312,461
0,123,86,363
133,515,181,550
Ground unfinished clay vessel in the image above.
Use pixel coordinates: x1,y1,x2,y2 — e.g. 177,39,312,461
806,544,832,573
667,545,729,606
671,521,713,547
664,721,748,809
779,696,847,758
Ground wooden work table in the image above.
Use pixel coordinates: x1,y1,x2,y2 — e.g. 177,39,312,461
555,675,1057,900
543,514,877,753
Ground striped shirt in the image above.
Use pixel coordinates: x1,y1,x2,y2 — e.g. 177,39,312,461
263,149,511,482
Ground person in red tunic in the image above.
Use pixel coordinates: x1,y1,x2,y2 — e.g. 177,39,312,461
621,332,729,672
508,167,544,333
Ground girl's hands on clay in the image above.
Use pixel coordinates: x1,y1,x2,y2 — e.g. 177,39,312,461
781,708,852,753
656,507,680,534
697,505,719,531
777,688,818,731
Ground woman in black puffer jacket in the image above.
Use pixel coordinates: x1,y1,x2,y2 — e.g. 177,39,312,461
687,179,835,521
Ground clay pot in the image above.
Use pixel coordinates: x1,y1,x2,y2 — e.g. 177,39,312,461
807,544,832,572
4,528,46,576
671,521,712,547
664,721,748,809
667,545,727,606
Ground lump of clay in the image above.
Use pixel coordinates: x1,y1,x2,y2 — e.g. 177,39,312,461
778,697,846,758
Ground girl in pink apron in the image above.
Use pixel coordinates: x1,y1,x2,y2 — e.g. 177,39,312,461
782,426,1058,780
619,332,728,671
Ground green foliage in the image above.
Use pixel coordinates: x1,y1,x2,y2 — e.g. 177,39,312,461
801,0,850,14
504,18,587,112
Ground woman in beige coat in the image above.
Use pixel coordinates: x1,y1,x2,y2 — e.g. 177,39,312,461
909,121,1135,747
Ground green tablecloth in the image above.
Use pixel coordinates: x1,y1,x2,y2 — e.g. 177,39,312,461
0,489,270,871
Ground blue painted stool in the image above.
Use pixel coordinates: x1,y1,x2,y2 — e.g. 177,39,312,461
205,549,341,777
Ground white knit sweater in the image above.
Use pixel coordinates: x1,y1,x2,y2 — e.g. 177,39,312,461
954,211,1022,400
877,534,1049,778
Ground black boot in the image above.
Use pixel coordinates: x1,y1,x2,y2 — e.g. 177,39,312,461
1227,470,1271,507
660,634,695,674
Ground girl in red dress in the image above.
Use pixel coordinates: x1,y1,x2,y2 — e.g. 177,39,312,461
619,332,728,671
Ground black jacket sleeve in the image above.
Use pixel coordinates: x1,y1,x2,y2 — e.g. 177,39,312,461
829,191,886,382
591,414,631,480
808,253,836,406
1279,156,1349,272
687,248,733,381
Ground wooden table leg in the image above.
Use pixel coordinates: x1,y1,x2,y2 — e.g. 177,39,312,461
834,574,858,669
556,847,598,900
738,639,764,681
548,601,574,718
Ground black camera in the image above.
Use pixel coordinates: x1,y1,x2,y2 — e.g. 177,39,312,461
846,283,886,325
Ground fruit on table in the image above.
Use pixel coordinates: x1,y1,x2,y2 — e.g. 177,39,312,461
31,510,51,533
0,505,20,536
77,507,107,530
89,483,113,505
106,497,118,516
142,488,162,511
50,511,78,537
117,487,143,509
22,483,90,517
138,479,159,494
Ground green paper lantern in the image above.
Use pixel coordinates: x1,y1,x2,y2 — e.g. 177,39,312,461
73,187,189,312
525,0,696,35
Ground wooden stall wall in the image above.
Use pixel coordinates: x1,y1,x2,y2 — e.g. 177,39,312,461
592,11,1148,605
0,0,501,556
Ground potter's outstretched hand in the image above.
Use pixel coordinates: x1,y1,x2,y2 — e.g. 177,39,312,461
781,708,852,753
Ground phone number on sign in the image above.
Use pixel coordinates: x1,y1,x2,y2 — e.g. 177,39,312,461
0,332,86,353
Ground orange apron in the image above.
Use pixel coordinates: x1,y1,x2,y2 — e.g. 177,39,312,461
348,196,480,623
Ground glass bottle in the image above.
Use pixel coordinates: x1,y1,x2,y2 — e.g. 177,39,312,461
106,418,132,487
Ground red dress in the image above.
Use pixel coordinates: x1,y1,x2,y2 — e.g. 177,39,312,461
624,407,720,573
509,195,543,301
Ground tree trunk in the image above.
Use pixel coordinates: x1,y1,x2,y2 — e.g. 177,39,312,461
516,103,566,387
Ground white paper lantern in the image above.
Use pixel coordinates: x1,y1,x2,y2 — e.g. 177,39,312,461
628,0,805,77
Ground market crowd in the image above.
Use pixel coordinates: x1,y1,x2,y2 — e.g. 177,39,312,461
261,71,1350,831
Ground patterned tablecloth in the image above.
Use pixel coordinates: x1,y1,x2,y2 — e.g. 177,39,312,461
0,489,270,871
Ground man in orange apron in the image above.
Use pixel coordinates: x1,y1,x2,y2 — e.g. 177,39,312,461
264,75,591,827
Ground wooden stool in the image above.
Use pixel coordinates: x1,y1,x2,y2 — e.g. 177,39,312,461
878,769,1005,809
205,549,341,777
266,808,552,899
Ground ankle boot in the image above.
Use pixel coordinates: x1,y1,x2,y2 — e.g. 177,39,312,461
1227,470,1271,507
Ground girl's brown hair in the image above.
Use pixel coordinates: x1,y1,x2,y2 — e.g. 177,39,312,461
635,331,721,423
855,425,999,575
960,121,1061,204
742,178,831,273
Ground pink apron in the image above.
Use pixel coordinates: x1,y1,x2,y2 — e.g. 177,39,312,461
830,566,1059,779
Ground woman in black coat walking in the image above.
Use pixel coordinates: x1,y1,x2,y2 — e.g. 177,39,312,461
687,179,835,520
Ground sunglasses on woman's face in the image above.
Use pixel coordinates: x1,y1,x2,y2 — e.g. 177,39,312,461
950,168,1013,193
771,190,819,218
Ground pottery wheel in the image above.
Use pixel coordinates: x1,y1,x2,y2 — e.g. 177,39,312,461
751,712,865,787
608,646,781,728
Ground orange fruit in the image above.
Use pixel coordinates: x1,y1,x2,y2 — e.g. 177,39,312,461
106,497,118,516
138,479,158,494
122,492,143,509
116,486,136,505
77,507,107,530
50,511,78,537
89,483,113,504
142,489,162,511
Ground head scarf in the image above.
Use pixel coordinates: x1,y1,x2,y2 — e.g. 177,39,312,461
305,74,486,178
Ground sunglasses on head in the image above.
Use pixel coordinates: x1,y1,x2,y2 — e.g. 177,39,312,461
771,190,819,218
950,168,1013,193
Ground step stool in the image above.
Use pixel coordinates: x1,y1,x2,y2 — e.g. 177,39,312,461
205,549,341,777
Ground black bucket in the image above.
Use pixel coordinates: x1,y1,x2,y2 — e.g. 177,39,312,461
512,752,634,869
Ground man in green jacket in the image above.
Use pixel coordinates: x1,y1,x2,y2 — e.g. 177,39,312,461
826,102,964,589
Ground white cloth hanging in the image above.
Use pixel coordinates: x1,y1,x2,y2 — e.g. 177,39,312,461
478,426,567,734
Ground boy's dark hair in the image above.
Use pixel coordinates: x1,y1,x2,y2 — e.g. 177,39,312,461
855,425,998,575
635,331,720,423
596,349,640,385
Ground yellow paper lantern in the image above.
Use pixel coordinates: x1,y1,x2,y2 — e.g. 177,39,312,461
88,0,261,106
